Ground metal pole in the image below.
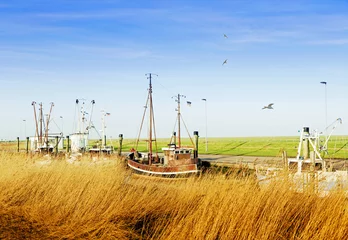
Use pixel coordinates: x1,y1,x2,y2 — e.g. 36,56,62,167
60,116,63,135
23,119,26,139
17,137,19,152
320,82,328,136
202,98,208,152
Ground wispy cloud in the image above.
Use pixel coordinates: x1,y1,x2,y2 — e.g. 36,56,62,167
34,8,169,20
60,44,156,59
306,39,348,45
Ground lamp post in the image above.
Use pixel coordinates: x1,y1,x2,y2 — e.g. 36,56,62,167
60,116,63,135
202,98,208,152
23,119,26,138
320,81,327,136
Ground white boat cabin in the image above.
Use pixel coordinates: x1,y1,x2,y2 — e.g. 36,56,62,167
162,144,194,166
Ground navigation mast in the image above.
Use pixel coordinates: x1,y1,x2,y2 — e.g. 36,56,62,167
173,94,186,148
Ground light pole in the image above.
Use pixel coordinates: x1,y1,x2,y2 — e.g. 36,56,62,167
60,116,63,135
202,98,208,152
23,119,26,138
320,81,327,136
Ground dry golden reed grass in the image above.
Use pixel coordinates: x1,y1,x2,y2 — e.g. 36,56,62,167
0,152,347,239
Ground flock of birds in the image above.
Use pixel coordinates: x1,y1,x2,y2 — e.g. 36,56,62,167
222,33,274,110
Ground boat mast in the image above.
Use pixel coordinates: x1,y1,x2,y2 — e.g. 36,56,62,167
32,101,39,140
45,102,54,146
39,102,43,146
148,73,153,163
174,94,185,148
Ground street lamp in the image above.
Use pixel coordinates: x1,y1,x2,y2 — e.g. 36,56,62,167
202,98,208,152
60,116,64,135
320,81,327,136
22,119,26,138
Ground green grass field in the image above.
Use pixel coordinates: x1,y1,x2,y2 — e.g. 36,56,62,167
120,135,348,159
5,135,348,159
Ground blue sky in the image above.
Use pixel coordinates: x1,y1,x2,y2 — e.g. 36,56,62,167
1,0,348,140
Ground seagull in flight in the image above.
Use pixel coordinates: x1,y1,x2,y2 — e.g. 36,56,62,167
262,103,274,110
224,34,228,38
222,59,228,65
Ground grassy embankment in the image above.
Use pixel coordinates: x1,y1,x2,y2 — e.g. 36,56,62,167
5,135,348,158
0,152,347,239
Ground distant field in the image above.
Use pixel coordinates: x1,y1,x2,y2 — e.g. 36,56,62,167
3,135,348,159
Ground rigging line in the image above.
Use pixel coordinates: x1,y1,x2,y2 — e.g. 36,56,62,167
51,119,62,133
135,92,150,150
170,117,178,145
153,78,176,97
73,102,77,134
180,113,195,147
151,99,159,157
90,122,102,139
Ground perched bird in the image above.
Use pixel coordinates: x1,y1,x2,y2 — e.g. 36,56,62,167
224,34,228,38
262,103,274,110
222,59,228,65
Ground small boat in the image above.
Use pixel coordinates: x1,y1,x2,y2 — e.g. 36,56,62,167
127,74,200,177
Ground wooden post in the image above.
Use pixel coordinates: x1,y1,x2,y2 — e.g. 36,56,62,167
26,137,29,154
99,138,102,157
66,136,70,153
282,150,288,170
194,131,199,159
55,136,59,155
17,137,20,152
118,134,123,156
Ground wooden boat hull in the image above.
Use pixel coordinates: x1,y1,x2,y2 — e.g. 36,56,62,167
127,159,199,176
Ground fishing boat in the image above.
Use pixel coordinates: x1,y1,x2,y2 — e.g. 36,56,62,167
30,101,63,153
127,74,201,177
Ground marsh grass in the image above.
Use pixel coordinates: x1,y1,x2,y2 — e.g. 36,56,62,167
0,152,347,239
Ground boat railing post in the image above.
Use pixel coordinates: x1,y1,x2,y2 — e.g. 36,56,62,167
118,134,123,156
194,131,199,159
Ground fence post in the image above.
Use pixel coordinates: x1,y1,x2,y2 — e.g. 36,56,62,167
26,137,29,154
118,134,123,156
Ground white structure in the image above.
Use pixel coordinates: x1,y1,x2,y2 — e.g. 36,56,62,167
288,118,342,173
30,135,64,152
70,133,89,152
70,99,95,153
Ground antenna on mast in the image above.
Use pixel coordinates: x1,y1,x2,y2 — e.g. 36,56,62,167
172,94,186,148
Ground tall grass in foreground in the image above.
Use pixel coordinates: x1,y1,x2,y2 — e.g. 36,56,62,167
0,152,347,239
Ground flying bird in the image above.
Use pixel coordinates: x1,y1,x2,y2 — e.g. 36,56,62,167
224,34,228,38
222,59,228,65
262,103,274,110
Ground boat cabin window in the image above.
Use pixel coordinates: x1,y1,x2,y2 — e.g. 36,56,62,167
175,151,179,154
185,150,190,154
